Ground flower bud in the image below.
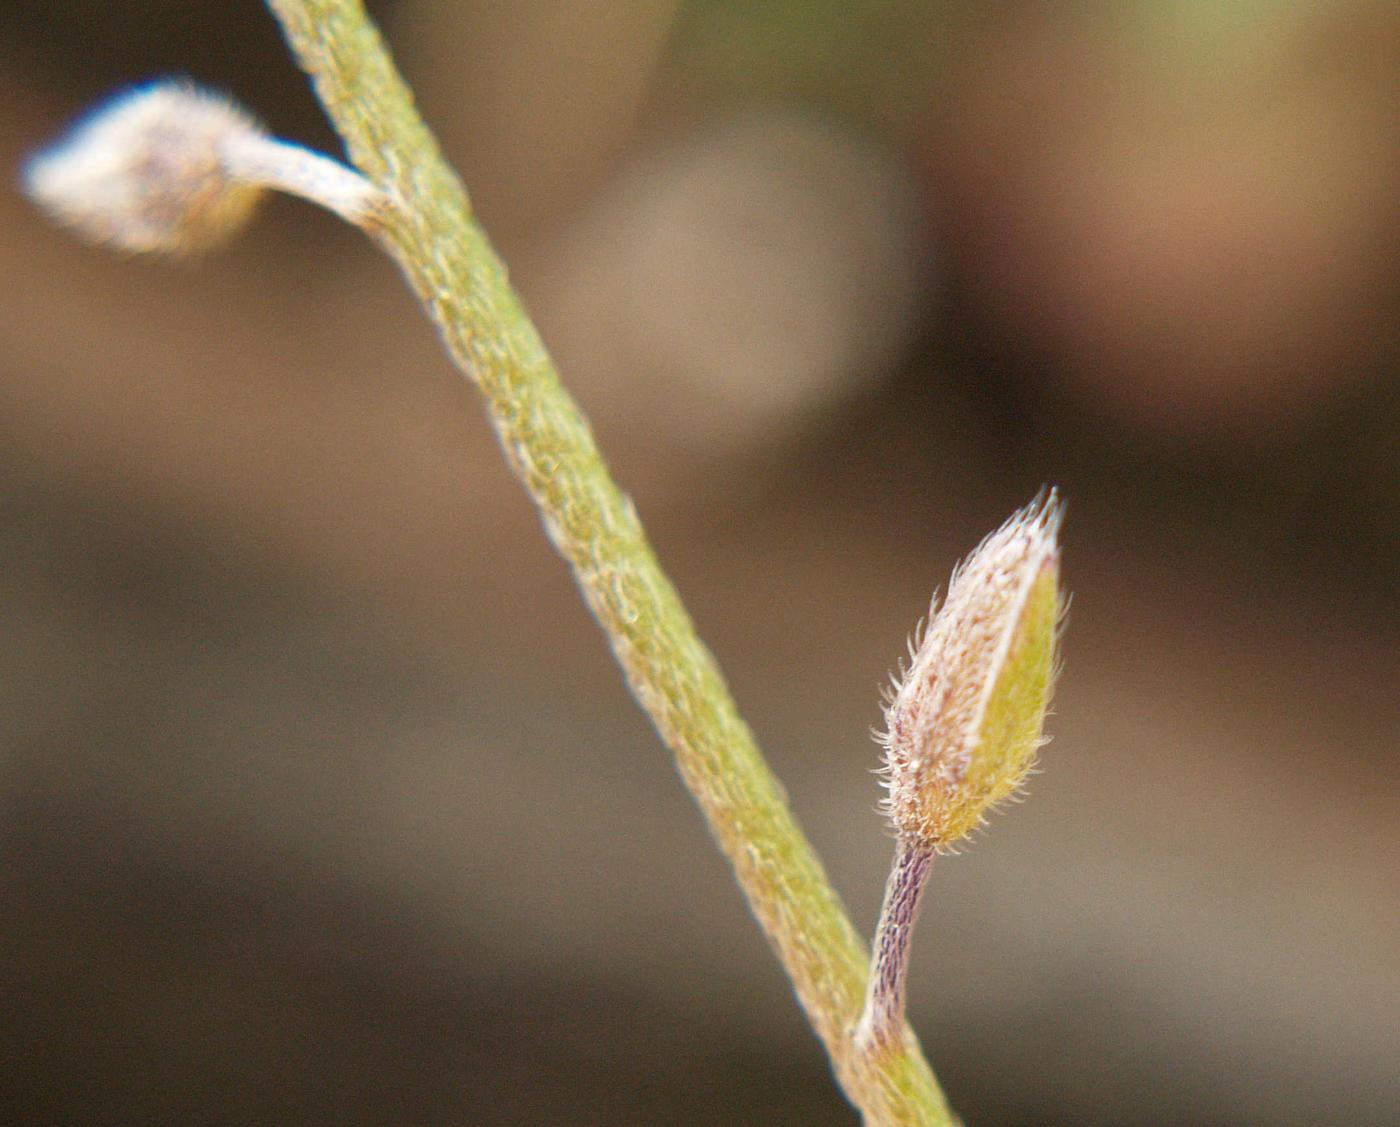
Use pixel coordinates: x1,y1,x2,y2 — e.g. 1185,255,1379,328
24,82,269,253
24,81,383,254
878,492,1063,849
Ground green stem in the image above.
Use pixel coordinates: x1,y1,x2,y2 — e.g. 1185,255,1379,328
264,2,953,1121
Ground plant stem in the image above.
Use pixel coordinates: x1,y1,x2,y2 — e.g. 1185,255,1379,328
263,2,954,1121
221,131,383,227
856,838,937,1054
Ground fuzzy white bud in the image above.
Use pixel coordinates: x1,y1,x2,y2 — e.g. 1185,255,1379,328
24,81,383,254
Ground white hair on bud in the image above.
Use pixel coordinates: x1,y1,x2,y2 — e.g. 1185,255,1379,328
877,490,1063,846
856,491,1065,1054
24,81,269,253
24,80,384,254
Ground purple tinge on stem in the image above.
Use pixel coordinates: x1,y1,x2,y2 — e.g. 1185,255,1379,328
854,837,937,1052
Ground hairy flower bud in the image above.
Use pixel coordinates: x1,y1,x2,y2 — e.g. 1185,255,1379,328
879,492,1063,850
24,83,269,253
856,493,1065,1054
24,81,383,254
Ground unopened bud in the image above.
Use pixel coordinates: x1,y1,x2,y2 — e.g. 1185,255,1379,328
24,81,383,254
856,492,1065,1054
879,491,1064,849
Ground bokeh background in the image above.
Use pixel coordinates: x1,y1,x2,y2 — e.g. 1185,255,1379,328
2,2,1397,1124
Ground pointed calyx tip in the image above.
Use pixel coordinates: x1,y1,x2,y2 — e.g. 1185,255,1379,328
877,491,1064,850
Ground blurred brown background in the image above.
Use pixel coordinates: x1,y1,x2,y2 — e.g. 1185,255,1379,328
2,2,1397,1124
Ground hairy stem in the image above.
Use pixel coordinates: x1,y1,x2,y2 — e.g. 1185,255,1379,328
263,2,953,1121
856,839,937,1054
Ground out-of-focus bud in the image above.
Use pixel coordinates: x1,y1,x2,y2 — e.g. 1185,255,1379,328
24,81,383,254
24,83,269,253
879,491,1064,850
